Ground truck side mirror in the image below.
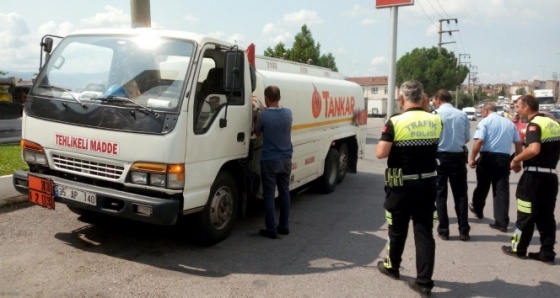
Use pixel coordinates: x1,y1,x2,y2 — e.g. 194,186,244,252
42,37,53,54
224,51,244,92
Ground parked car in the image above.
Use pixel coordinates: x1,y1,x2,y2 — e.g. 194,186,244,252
513,111,558,143
462,107,476,121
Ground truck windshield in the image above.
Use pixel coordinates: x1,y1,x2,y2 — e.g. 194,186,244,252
28,34,194,133
537,96,555,104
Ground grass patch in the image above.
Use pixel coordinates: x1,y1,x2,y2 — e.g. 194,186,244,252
0,143,28,176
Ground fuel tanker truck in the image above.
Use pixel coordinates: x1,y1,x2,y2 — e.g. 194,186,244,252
13,28,367,244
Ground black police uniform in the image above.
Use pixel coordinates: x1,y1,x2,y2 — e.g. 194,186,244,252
511,114,560,260
380,108,442,289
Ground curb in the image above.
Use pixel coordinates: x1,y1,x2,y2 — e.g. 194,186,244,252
0,175,27,207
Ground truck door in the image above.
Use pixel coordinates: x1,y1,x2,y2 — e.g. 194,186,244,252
185,44,251,176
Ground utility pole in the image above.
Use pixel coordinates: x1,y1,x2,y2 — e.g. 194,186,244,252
131,0,151,28
456,54,470,107
470,65,478,100
438,19,458,53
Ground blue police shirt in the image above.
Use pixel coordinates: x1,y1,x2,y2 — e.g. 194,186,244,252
436,103,470,152
473,112,520,154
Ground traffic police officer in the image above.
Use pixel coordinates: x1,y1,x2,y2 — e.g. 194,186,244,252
376,80,442,297
502,94,560,264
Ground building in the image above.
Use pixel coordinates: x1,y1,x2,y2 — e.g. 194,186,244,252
346,76,399,116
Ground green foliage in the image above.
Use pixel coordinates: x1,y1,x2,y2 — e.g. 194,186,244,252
0,70,7,76
0,143,28,176
396,47,469,96
264,24,338,71
516,88,527,95
458,93,475,109
498,90,506,96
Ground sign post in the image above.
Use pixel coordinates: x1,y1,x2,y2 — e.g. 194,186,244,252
375,0,414,118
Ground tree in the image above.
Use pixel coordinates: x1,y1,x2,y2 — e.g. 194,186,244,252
396,47,469,96
264,25,338,71
515,87,526,95
0,70,7,77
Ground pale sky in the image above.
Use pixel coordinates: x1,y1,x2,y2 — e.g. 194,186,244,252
1,0,559,85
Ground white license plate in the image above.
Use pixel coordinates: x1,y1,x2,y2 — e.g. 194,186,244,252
54,185,97,206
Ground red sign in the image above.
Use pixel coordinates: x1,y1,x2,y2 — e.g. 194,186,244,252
376,0,414,8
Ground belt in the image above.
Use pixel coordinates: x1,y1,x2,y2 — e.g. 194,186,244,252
524,166,557,174
402,171,437,180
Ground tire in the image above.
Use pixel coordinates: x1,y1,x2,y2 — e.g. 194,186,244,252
197,171,238,245
337,143,349,184
318,148,339,194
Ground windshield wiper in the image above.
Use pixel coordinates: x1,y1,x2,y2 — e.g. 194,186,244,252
96,95,158,117
38,84,87,109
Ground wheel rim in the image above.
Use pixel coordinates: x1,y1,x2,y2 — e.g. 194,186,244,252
338,148,348,177
327,157,338,185
209,186,234,230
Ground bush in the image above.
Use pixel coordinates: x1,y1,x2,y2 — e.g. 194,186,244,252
0,143,28,176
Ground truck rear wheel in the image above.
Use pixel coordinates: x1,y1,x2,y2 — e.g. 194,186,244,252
318,148,339,193
337,143,348,184
197,171,238,245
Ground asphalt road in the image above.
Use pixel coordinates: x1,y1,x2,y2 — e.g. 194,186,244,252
0,118,558,297
0,117,21,144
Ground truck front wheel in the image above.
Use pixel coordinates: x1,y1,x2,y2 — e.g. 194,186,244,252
197,171,238,245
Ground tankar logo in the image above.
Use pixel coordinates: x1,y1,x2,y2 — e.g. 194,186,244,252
311,83,356,119
311,84,322,118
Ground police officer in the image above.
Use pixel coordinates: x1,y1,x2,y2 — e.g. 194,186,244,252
432,89,471,241
502,95,560,264
468,102,522,232
376,80,442,297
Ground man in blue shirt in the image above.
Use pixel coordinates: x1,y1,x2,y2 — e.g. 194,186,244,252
469,102,522,232
255,85,293,239
433,89,471,241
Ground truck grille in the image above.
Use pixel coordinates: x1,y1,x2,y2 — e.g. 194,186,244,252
52,154,124,179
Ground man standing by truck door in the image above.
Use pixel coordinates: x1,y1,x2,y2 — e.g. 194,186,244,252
432,89,471,241
255,86,293,239
376,80,442,297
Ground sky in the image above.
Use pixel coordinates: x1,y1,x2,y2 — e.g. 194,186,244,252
1,0,559,85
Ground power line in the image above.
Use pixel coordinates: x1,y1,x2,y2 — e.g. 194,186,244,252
435,0,452,19
416,0,440,31
424,0,445,19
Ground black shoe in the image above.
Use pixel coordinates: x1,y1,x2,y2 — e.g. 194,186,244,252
408,279,431,298
469,203,483,219
489,223,508,232
438,234,449,241
259,229,277,239
377,261,399,280
459,234,470,241
501,246,526,259
277,227,290,235
528,252,555,265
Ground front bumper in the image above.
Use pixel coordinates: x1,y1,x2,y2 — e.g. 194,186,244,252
13,170,181,225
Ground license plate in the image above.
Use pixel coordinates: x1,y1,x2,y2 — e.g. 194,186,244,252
55,185,97,206
28,174,55,209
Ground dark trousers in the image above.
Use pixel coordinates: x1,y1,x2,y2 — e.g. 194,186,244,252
436,152,470,236
261,158,292,233
471,153,511,227
384,178,436,289
512,171,557,259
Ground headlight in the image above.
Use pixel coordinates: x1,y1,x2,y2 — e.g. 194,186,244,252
129,162,184,189
21,140,48,166
131,171,148,185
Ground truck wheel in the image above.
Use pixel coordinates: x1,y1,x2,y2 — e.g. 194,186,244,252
318,148,339,193
197,171,238,245
337,143,349,184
